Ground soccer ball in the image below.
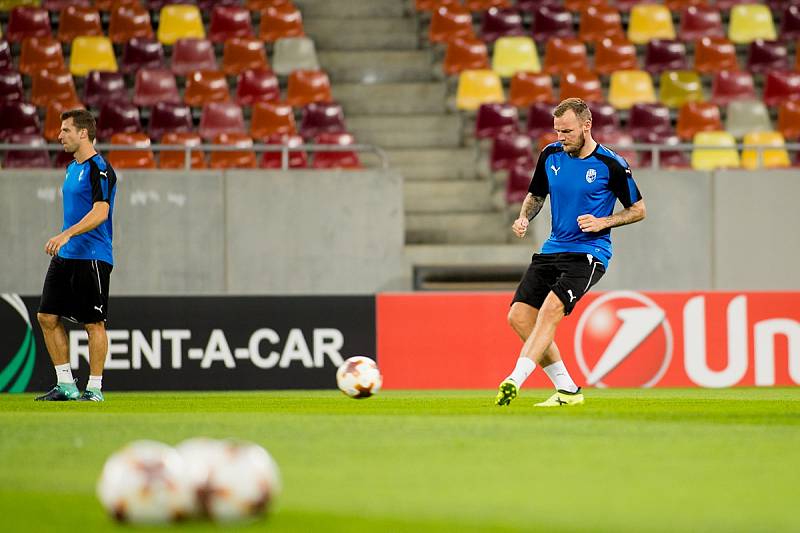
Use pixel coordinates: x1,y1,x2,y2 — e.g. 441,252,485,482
97,440,195,524
176,438,281,522
336,356,382,399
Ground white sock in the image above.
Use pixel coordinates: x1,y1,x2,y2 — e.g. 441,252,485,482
87,375,103,390
55,363,74,385
542,361,579,393
506,357,536,387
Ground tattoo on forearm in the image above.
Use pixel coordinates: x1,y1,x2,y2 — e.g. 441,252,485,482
521,195,545,221
606,204,645,229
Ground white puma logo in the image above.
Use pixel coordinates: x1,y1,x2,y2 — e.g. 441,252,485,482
99,171,108,177
550,165,560,175
567,290,576,303
94,305,103,313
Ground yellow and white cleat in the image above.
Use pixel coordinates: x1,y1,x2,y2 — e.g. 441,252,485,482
534,388,584,407
495,379,518,406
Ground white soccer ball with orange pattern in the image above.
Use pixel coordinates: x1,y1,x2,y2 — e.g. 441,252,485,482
336,356,382,399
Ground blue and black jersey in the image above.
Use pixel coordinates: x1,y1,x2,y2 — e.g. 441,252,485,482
528,142,642,267
59,153,117,265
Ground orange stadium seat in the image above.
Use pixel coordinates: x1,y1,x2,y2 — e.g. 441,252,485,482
578,5,624,43
694,38,738,74
158,131,207,169
6,7,51,43
57,6,102,43
251,102,296,141
777,100,800,141
312,132,362,170
43,99,84,141
464,0,511,10
246,0,295,10
184,70,230,106
443,37,489,76
133,68,180,107
542,38,588,75
19,36,65,75
741,131,790,169
559,71,602,102
222,37,269,75
260,133,308,169
108,132,156,169
593,37,638,76
148,102,193,141
30,69,79,107
429,5,475,44
209,132,258,169
171,38,217,76
415,0,460,12
676,101,722,141
199,101,246,141
235,68,280,105
258,3,305,42
93,0,142,10
508,72,553,108
208,5,253,43
285,69,332,106
108,4,154,44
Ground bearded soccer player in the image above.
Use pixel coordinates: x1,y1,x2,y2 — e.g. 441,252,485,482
35,109,117,402
496,98,646,407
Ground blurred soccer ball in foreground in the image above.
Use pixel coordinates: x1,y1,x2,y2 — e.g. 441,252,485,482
97,440,194,524
176,438,281,522
336,356,382,399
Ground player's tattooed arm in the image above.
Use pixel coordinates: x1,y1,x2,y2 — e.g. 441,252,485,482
578,199,646,232
521,194,546,221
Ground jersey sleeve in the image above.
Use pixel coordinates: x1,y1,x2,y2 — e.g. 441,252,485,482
607,158,642,208
528,145,553,197
88,158,116,204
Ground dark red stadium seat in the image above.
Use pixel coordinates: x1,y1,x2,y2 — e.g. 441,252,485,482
148,102,193,141
42,0,90,9
84,71,129,108
158,131,206,169
746,40,790,75
763,71,800,107
491,132,533,171
171,38,217,76
628,103,672,140
525,102,556,141
710,71,756,105
312,132,362,170
120,38,165,75
578,5,624,43
560,71,602,102
146,0,197,9
97,101,142,141
593,37,638,76
209,132,258,169
586,101,619,136
531,5,574,42
19,36,65,75
108,132,156,169
542,38,588,75
235,68,280,105
299,102,348,140
715,0,752,10
615,0,658,11
508,72,553,108
676,101,722,141
198,0,241,11
474,103,518,139
251,102,296,141
694,37,739,74
6,7,51,43
30,70,79,107
429,5,475,43
0,41,11,71
505,163,533,204
184,70,230,106
222,37,269,75
0,102,41,140
595,130,637,167
44,100,83,141
57,6,103,43
93,0,142,10
285,69,332,107
258,3,305,42
134,68,180,107
480,7,525,43
260,133,308,169
777,100,800,140
443,37,489,75
679,5,725,42
639,130,689,168
780,5,800,41
199,102,246,141
643,40,689,75
4,134,51,168
0,70,25,103
208,6,254,43
109,4,154,44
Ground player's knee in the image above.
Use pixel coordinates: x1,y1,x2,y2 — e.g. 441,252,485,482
84,321,106,335
37,313,59,330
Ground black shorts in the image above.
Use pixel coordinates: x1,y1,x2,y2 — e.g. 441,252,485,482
512,252,606,315
39,256,112,324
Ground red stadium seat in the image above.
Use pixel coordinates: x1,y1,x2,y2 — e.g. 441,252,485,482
508,72,553,108
199,101,246,141
763,71,800,107
525,101,556,141
84,71,129,108
780,5,800,41
184,70,230,106
209,132,258,169
480,7,525,43
108,132,156,169
676,101,722,141
147,0,198,9
679,5,725,42
158,131,206,169
43,99,84,141
0,102,41,140
299,102,347,140
285,69,332,107
0,70,24,103
171,38,217,76
134,68,180,107
505,163,533,204
235,68,280,105
5,134,52,168
475,102,519,139
30,70,79,107
208,6,254,43
109,4,154,44
586,101,619,136
312,132,362,170
710,71,756,105
593,37,638,76
746,40,790,75
260,133,308,169
429,5,475,44
542,38,588,75
96,101,142,141
578,5,624,43
93,0,142,10
694,37,739,74
531,5,574,42
148,102,194,141
120,38,165,75
57,6,103,43
251,102,296,141
42,0,91,9
559,71,602,102
443,37,490,75
258,3,305,42
491,132,533,171
6,7,51,43
639,130,689,169
628,102,672,140
643,40,689,75
222,37,269,75
19,36,65,75
198,0,241,10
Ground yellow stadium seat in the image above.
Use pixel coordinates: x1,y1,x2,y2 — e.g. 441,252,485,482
69,36,118,77
456,69,504,111
741,131,790,169
157,4,205,45
691,131,740,170
0,0,40,10
627,4,675,45
608,70,655,110
659,71,704,109
491,36,540,78
728,4,776,44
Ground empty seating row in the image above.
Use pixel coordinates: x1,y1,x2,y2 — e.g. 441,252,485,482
2,1,309,14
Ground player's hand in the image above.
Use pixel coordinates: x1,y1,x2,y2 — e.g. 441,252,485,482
577,214,607,233
44,233,70,256
512,217,529,238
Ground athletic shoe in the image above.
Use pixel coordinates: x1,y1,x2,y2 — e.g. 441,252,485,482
495,379,518,406
34,381,80,401
78,388,104,402
534,388,584,407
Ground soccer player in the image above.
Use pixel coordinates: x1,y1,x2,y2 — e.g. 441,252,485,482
35,109,117,402
495,98,645,407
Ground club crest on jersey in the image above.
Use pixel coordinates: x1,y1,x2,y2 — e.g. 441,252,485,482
585,168,597,183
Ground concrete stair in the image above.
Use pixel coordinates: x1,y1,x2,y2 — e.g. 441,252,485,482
304,18,418,50
404,180,494,214
318,50,435,83
405,213,509,244
346,115,463,149
381,148,477,180
332,83,447,115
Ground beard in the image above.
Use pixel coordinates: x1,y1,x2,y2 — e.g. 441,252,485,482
563,132,585,155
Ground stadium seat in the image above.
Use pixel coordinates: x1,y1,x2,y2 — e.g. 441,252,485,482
659,71,703,109
199,101,246,141
84,71,128,108
526,101,556,140
644,40,689,75
109,4,154,44
133,68,180,107
763,71,800,107
208,6,253,43
694,38,738,74
96,101,141,141
43,99,83,141
710,70,756,105
559,71,602,102
480,7,525,43
157,4,205,45
741,131,790,169
148,102,193,141
56,6,102,43
542,38,587,75
780,5,800,41
0,102,40,140
285,69,332,106
4,133,51,168
505,163,533,204
777,100,800,140
108,132,156,169
593,37,638,76
258,3,305,42
628,102,672,140
93,0,141,9
260,133,308,169
491,132,533,171
627,4,675,44
415,0,460,11
715,0,753,9
443,37,490,75
158,131,206,169
235,68,280,105
222,37,269,75
678,5,725,42
608,70,655,110
638,130,689,169
563,0,604,11
197,0,241,10
0,69,24,103
69,36,117,76
676,101,722,141
120,38,165,75
272,37,320,76
492,36,540,78
19,36,64,75
746,40,789,75
0,41,11,70
475,102,518,139
184,70,230,106
508,72,553,108
455,69,504,111
428,5,474,44
725,100,772,139
148,0,200,9
312,132,362,170
464,0,511,10
728,4,776,44
531,5,574,42
578,5,624,43
42,0,91,9
171,38,217,76
299,102,347,140
691,131,739,170
6,7,51,42
586,101,619,136
250,102,296,141
595,130,638,167
209,132,258,169
31,69,79,106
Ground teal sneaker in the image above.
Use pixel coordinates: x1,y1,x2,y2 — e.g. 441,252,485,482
78,388,104,402
35,381,80,401
495,379,518,406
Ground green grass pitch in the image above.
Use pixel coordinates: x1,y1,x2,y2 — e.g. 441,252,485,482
1,389,799,533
